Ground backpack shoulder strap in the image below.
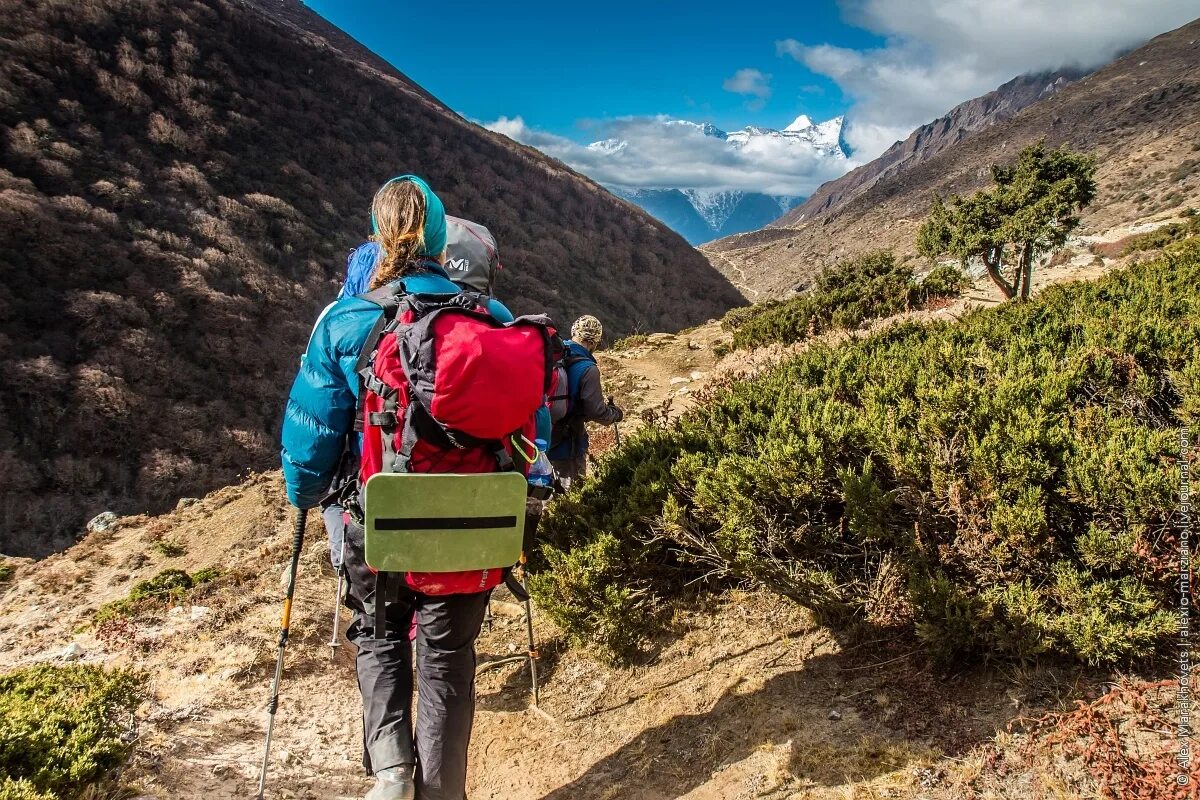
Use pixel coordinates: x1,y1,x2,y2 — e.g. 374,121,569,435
351,283,409,433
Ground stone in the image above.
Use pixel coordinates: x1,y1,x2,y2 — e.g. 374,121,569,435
669,377,690,385
189,606,211,622
86,511,118,533
490,601,525,618
687,340,704,350
827,709,842,721
689,371,706,380
61,642,84,661
176,497,200,510
676,387,690,396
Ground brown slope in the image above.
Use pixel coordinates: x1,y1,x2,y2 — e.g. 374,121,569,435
0,0,742,557
778,69,1087,226
702,17,1200,297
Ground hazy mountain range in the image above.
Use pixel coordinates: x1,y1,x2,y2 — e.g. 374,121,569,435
603,115,847,243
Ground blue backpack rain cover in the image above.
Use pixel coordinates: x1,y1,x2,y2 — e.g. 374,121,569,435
340,242,381,298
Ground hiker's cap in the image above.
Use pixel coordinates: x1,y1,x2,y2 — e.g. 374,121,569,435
571,315,603,348
444,216,501,293
371,175,447,257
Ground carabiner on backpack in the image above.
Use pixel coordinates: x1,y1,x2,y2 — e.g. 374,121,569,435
511,434,538,465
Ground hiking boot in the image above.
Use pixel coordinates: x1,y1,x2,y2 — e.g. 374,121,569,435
364,765,416,800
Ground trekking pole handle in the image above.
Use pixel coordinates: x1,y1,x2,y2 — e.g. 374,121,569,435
608,395,622,447
279,510,306,642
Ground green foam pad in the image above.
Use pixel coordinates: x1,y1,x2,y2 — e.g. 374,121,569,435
363,472,526,572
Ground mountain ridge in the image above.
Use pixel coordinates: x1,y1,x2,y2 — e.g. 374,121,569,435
775,68,1089,227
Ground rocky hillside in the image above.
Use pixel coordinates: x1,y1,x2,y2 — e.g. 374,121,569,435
780,69,1087,225
0,0,743,557
704,17,1200,297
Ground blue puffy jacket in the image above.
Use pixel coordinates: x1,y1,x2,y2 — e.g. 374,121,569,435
281,264,517,509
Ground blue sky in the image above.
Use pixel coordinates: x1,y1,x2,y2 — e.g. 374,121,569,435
303,0,881,139
304,1,1198,196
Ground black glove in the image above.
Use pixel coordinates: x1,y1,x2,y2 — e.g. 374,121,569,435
609,404,624,423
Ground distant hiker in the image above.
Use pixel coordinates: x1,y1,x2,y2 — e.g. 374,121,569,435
547,315,624,484
282,175,546,800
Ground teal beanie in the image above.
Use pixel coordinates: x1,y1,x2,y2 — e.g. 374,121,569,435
371,175,447,257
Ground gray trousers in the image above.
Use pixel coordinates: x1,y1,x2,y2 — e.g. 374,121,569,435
338,516,488,800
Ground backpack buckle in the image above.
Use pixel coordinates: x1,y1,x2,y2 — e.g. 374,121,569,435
493,446,515,473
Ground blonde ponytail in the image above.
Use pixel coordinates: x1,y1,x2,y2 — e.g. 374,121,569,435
370,180,428,289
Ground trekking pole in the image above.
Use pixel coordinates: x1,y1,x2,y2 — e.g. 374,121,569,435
608,395,622,448
327,536,346,657
519,553,540,706
256,508,307,800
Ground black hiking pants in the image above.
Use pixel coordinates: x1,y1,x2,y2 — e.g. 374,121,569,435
338,516,488,800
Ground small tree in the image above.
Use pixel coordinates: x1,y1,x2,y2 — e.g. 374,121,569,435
916,142,1096,300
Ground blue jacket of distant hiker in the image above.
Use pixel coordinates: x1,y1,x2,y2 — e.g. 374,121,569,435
281,263,516,509
548,340,622,462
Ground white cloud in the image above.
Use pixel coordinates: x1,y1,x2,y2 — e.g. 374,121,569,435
723,68,773,112
485,116,848,197
779,0,1199,159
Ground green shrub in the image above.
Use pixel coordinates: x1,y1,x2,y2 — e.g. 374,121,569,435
1120,219,1199,254
190,566,222,584
0,562,13,583
919,264,969,298
608,333,649,352
93,567,219,625
0,665,143,799
720,303,771,332
535,241,1199,666
730,251,965,349
151,538,186,557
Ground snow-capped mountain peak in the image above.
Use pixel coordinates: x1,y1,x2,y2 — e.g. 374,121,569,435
812,115,845,149
784,114,814,132
587,138,627,155
720,115,847,160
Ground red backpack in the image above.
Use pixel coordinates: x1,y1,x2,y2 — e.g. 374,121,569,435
353,286,553,598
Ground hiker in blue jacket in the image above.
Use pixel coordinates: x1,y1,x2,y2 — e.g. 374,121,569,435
282,176,499,800
548,315,623,484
